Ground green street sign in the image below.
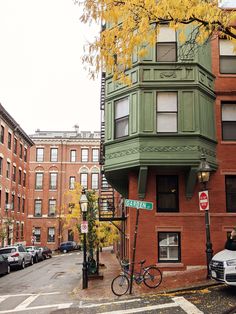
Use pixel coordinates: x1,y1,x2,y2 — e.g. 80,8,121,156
124,199,153,210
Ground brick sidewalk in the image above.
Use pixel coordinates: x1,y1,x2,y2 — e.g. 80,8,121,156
72,248,219,300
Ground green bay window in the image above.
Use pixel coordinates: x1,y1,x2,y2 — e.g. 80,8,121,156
115,97,129,138
156,26,177,62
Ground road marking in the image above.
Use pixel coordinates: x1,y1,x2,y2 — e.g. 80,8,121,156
0,292,60,298
0,303,73,313
0,296,8,304
80,298,142,308
14,295,39,310
173,297,204,314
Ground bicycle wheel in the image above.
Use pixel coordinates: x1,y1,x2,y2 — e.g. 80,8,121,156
143,266,162,288
111,275,130,296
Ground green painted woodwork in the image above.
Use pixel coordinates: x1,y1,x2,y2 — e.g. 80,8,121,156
130,93,138,134
138,166,148,199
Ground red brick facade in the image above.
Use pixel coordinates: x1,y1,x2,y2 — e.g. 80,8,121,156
0,104,33,247
26,129,100,251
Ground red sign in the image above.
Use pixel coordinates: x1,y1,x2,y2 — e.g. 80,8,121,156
81,221,88,234
199,190,209,211
31,236,36,243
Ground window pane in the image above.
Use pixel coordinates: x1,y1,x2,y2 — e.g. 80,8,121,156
92,173,99,189
82,149,88,162
115,117,129,138
50,173,57,189
220,39,236,55
220,57,236,74
69,177,75,189
158,232,180,262
169,247,179,260
222,122,236,140
70,150,76,162
92,149,99,162
226,176,236,212
157,26,176,42
35,173,43,189
157,93,177,111
222,103,236,120
81,173,88,188
50,148,58,162
157,176,178,212
115,98,129,119
156,43,176,62
36,148,44,162
157,113,177,132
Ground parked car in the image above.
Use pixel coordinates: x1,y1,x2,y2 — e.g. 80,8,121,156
26,246,44,263
210,238,236,286
0,245,33,269
0,254,10,276
59,241,76,253
38,246,52,259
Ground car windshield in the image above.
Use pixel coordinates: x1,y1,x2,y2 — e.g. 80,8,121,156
26,247,33,250
0,248,16,254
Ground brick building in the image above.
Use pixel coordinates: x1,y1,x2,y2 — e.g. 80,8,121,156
0,104,34,246
100,28,236,271
26,128,100,250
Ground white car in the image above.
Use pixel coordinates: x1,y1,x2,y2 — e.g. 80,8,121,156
210,249,236,286
0,245,33,269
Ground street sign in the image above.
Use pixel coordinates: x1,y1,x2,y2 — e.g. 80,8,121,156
199,190,209,211
81,221,88,233
31,236,36,243
124,199,153,210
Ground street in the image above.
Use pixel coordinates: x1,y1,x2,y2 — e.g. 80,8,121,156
0,252,236,314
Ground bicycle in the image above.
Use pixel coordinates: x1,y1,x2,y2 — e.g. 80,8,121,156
111,259,162,296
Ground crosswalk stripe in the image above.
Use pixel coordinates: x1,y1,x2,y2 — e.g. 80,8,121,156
80,299,142,308
0,303,73,313
0,296,8,304
14,295,39,310
173,297,204,314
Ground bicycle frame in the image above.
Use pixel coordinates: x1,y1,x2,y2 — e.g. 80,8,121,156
121,261,148,284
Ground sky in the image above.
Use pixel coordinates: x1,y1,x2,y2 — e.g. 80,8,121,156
0,0,100,135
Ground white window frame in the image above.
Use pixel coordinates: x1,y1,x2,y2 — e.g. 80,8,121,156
158,232,180,262
115,97,129,139
157,92,178,133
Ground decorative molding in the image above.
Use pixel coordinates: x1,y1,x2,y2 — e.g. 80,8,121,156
160,71,177,78
106,145,216,160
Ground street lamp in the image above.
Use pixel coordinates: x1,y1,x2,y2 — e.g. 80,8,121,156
80,188,88,289
197,154,213,279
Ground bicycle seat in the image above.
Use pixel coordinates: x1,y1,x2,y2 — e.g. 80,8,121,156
139,259,146,265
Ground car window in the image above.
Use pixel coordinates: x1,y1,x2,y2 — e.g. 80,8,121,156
0,255,4,261
18,246,26,252
0,248,16,254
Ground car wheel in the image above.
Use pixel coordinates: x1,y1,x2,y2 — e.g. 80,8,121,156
49,254,52,258
43,254,46,260
21,260,25,269
6,265,10,274
35,254,38,263
30,257,34,266
63,249,67,253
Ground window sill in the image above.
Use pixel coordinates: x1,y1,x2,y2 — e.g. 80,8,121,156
221,141,236,144
156,262,183,268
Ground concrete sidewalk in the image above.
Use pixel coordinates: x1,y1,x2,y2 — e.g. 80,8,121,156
72,248,220,300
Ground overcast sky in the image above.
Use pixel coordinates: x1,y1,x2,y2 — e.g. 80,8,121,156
0,0,100,135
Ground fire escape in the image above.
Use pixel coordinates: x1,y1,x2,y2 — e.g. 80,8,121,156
98,72,125,222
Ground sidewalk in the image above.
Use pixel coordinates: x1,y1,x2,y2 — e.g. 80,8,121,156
72,248,220,300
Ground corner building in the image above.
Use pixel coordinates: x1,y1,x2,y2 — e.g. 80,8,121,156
102,26,236,270
0,104,34,246
27,129,100,250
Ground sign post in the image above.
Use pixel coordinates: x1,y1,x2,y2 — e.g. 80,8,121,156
124,199,153,294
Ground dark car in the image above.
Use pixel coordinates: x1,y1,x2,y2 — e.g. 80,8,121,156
39,246,52,259
0,254,10,276
59,241,76,253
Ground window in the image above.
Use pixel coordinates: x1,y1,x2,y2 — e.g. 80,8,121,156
50,148,58,162
92,149,99,162
158,232,180,262
222,102,236,140
22,198,25,213
115,97,129,138
225,176,236,212
34,199,42,216
18,169,22,185
0,157,2,175
157,175,179,212
17,196,20,212
48,199,56,216
68,229,74,241
49,173,57,190
36,148,44,162
48,227,55,242
156,26,177,62
0,125,4,144
23,172,26,187
20,144,23,159
16,222,20,240
80,173,88,189
5,192,9,210
69,176,76,190
6,162,10,179
13,138,17,154
20,223,24,239
12,165,16,182
81,149,88,162
70,150,76,162
92,173,99,189
35,173,43,190
11,194,15,211
157,92,178,132
24,148,27,162
8,133,12,149
219,39,236,74
34,227,41,242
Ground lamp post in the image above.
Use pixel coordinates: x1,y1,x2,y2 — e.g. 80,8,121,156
80,188,88,289
197,154,213,279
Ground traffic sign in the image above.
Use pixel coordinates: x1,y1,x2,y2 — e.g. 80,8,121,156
124,199,153,210
199,190,209,211
81,221,88,233
31,236,36,243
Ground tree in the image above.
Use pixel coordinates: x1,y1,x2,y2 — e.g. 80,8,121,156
79,0,236,81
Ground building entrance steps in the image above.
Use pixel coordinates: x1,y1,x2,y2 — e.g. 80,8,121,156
72,247,220,301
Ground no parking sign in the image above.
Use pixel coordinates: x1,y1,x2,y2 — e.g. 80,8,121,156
81,221,88,233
